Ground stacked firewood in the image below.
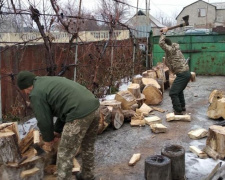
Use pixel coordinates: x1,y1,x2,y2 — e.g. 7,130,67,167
0,123,80,180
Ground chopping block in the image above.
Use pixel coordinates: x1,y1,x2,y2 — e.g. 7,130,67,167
166,113,191,122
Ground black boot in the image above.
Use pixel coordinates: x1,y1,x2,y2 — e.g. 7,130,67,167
174,111,183,115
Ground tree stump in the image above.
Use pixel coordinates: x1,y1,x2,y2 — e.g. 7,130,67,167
142,85,163,105
128,83,141,99
0,132,21,164
206,125,225,159
161,144,185,180
145,155,171,180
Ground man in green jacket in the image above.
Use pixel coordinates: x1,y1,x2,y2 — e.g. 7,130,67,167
17,71,100,180
159,27,191,115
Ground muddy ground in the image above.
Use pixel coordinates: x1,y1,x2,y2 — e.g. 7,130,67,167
93,76,225,180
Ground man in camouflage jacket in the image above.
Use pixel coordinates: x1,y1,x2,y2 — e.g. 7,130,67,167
17,71,100,180
159,27,191,115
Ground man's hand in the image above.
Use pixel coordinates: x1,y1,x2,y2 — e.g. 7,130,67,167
160,27,168,34
42,141,54,152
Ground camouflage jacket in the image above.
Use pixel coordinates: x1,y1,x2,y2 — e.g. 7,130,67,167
159,34,189,74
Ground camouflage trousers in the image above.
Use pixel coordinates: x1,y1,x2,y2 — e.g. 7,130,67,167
57,108,100,180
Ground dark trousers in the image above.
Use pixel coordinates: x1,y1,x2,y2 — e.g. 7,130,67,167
169,71,191,112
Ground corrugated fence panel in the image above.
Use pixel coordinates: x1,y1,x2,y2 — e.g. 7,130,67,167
152,34,225,75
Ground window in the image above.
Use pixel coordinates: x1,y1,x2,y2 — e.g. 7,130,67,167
198,8,206,17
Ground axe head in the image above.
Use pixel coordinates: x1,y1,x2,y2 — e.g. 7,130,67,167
33,143,46,156
182,15,189,26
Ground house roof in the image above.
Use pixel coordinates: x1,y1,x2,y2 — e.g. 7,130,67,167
126,10,164,28
176,0,216,20
211,2,225,10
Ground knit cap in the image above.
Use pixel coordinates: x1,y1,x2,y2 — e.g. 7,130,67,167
17,71,36,90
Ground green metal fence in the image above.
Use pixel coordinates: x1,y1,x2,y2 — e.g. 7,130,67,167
152,34,225,75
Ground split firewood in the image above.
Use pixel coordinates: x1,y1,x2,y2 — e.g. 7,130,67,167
98,105,112,134
72,158,81,173
115,90,137,110
166,113,191,122
206,125,225,158
128,153,141,166
169,74,176,86
20,167,40,178
130,120,145,127
190,72,196,82
142,85,163,105
128,83,141,99
136,103,153,116
150,123,167,133
0,122,20,143
203,145,220,160
151,106,166,113
19,129,34,154
33,130,40,155
188,128,208,139
205,162,222,180
189,146,208,159
145,116,162,125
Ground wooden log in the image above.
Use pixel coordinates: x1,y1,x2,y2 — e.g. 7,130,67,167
44,164,57,175
203,145,220,160
111,107,124,130
100,99,121,108
128,83,141,99
142,85,163,105
150,124,167,133
128,153,141,166
206,125,225,158
132,75,142,85
20,167,40,178
19,129,34,154
188,128,208,139
208,90,223,104
122,110,135,122
146,70,157,79
115,90,137,110
145,116,162,125
142,78,161,89
189,146,208,159
136,94,146,108
157,78,164,94
0,132,21,164
207,97,225,119
166,113,191,122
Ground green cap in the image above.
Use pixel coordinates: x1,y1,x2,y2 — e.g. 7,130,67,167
17,71,36,90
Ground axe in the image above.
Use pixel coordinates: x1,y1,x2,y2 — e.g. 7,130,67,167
33,130,46,156
161,15,189,32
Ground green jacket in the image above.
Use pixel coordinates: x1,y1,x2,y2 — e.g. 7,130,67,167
159,34,189,74
29,76,100,142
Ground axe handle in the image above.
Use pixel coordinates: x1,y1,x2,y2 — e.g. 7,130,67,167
161,22,189,32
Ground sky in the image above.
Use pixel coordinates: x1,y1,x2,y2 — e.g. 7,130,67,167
81,0,225,20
